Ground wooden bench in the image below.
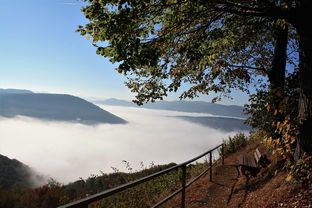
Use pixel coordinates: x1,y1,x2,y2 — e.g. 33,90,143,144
239,148,267,177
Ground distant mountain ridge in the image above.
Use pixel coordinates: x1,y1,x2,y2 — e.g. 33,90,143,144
174,116,251,132
0,89,33,94
95,98,247,118
0,89,126,125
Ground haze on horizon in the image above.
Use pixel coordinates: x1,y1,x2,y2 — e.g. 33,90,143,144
0,105,246,185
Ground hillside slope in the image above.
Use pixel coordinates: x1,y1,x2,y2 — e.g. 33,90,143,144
175,116,251,132
0,90,126,125
0,155,45,189
0,142,310,207
166,142,311,208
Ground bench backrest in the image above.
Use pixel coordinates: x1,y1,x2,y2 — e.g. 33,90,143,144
239,148,264,169
239,155,257,168
254,148,262,164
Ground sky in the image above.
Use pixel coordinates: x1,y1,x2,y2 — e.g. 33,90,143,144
0,0,250,106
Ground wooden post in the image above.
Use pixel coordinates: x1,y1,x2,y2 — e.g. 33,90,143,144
181,165,186,208
209,151,212,182
222,144,225,165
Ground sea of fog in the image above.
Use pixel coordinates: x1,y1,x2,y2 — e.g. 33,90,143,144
0,105,244,185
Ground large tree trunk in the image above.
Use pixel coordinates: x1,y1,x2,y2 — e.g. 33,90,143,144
294,1,312,156
297,32,312,155
266,25,290,157
268,26,288,95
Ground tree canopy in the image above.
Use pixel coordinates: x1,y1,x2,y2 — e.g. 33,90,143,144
78,1,297,103
78,0,312,156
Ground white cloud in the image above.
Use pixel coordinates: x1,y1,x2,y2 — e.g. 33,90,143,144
0,106,242,185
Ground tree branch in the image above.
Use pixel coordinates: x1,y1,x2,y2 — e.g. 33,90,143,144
228,64,267,73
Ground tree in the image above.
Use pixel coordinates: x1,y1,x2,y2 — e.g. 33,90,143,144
78,0,311,155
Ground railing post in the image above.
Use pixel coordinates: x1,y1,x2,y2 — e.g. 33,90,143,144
222,144,225,165
209,151,212,182
181,164,186,208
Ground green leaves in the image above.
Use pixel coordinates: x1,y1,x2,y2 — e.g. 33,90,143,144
78,0,297,104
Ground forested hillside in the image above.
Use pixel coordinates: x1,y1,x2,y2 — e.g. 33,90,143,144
0,162,181,208
0,154,44,189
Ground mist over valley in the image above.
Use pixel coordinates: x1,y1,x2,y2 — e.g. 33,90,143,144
95,98,247,118
0,90,250,186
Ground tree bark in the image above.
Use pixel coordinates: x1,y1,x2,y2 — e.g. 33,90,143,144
268,26,288,96
294,1,312,156
266,25,290,157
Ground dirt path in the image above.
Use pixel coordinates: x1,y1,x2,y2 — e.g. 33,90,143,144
185,157,249,208
162,143,259,208
163,142,311,208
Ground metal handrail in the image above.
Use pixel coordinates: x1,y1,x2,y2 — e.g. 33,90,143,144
58,143,224,208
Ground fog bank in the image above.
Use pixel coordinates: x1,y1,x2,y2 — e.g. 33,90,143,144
0,105,244,184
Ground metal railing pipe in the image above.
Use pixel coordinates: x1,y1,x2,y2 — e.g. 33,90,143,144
58,144,223,208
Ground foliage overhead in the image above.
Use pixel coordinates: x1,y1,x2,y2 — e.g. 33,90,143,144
78,0,312,159
77,0,298,104
244,70,300,160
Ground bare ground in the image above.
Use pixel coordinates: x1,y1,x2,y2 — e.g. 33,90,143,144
162,141,311,208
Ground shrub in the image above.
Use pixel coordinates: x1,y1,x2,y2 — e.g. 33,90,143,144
220,133,254,156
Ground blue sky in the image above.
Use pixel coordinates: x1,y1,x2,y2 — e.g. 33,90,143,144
0,0,249,105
